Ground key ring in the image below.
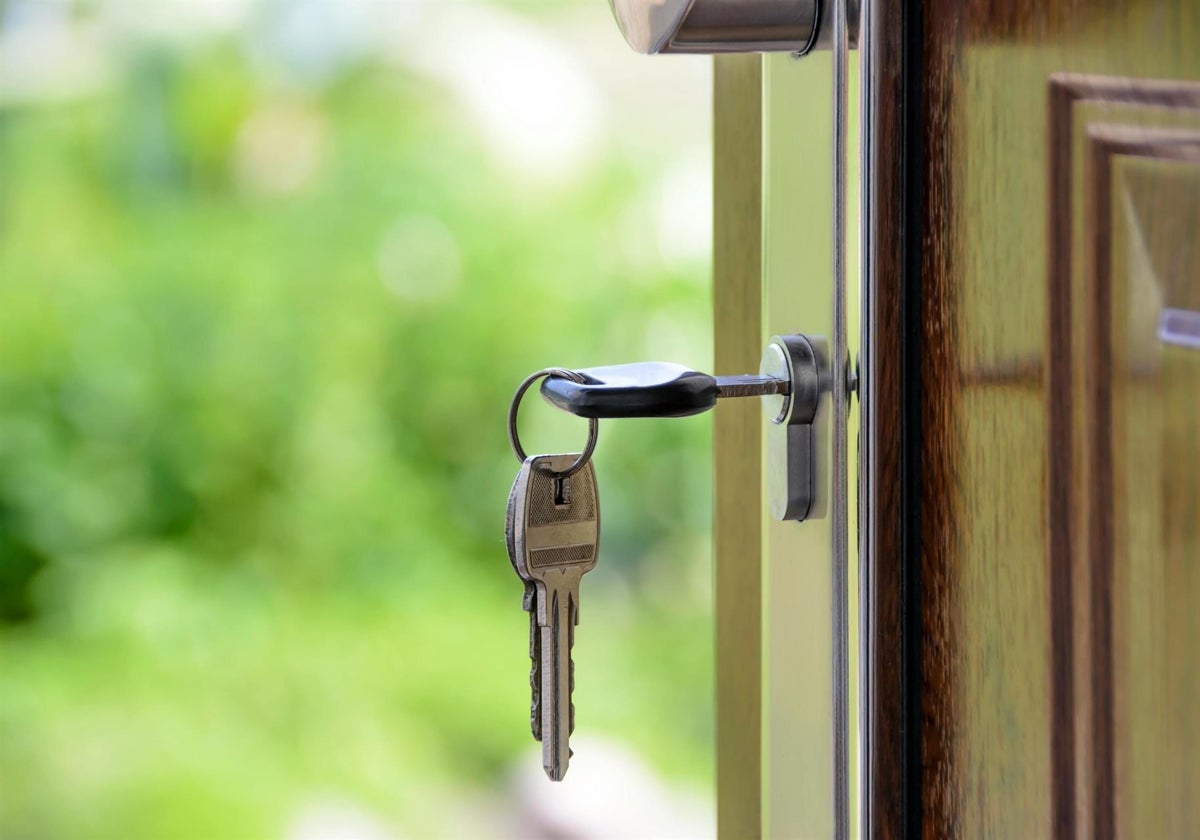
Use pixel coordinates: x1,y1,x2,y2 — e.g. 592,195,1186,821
508,367,598,477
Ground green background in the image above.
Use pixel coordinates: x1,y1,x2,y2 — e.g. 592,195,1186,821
0,1,714,836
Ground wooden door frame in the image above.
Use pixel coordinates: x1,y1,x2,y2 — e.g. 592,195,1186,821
860,0,922,836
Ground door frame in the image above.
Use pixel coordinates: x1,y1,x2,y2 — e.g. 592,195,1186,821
711,0,923,831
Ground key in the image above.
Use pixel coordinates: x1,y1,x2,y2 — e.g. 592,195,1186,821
509,453,600,781
539,361,788,419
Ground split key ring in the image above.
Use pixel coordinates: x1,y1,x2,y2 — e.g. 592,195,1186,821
507,368,599,478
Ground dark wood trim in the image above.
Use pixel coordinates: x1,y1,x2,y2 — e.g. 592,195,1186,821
1083,125,1200,839
863,0,921,835
915,0,959,830
1046,77,1082,839
899,0,925,836
1084,126,1118,840
1046,77,1200,839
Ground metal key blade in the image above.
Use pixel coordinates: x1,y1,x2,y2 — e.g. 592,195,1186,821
511,454,599,782
538,571,581,780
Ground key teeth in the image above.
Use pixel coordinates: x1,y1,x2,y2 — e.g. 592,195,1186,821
526,588,542,742
530,676,542,741
530,617,542,741
530,673,541,741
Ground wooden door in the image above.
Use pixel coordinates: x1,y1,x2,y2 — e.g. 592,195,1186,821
863,0,1200,836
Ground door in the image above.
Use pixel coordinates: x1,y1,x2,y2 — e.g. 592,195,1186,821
706,0,1200,837
861,0,1200,836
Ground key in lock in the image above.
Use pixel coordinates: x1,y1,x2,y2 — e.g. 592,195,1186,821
539,334,832,522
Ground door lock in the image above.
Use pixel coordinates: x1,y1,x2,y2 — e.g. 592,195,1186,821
538,334,831,522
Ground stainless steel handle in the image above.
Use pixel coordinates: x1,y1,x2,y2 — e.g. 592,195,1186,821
608,0,857,55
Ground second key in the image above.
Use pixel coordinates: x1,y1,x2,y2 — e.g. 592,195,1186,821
509,453,600,781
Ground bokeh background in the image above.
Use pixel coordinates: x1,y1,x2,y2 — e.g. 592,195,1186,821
0,1,715,837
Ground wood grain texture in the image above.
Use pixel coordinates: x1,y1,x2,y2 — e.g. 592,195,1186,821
1047,76,1200,839
912,1,1200,837
1083,127,1200,839
861,0,920,837
713,53,763,840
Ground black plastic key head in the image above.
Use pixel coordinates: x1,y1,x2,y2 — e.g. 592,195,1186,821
539,362,719,419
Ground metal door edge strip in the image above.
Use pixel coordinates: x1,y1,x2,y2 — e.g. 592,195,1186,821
830,0,851,837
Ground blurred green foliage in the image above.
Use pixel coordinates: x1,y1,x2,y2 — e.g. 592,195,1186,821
0,9,712,837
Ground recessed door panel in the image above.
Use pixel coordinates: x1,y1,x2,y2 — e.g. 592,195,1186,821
891,1,1200,835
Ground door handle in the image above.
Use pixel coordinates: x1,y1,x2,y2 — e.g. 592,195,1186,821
608,0,857,55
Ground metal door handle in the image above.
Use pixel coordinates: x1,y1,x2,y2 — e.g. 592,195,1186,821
608,0,857,55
